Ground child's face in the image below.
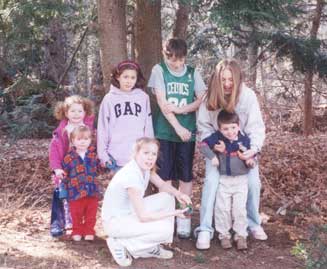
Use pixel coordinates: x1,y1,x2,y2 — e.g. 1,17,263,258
221,69,234,95
117,69,137,91
66,103,85,124
219,123,240,141
135,143,158,172
165,56,185,73
72,135,91,152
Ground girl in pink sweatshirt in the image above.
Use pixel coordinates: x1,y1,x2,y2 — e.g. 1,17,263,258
49,95,95,236
97,60,154,170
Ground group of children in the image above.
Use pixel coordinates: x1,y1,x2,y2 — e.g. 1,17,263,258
48,37,263,266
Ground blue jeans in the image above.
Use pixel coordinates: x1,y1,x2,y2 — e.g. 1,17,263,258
194,158,262,238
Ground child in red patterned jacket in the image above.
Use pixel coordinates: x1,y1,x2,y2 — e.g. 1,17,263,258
61,125,100,241
49,95,95,237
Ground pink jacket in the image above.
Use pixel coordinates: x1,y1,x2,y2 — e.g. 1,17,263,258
48,115,95,170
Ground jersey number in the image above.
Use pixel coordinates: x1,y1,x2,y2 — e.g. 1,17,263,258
167,97,187,107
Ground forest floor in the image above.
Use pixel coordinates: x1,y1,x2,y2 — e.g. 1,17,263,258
0,131,326,269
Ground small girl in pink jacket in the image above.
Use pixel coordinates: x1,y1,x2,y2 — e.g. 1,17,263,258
49,95,95,236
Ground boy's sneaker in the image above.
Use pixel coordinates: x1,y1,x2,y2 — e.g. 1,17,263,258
220,238,232,249
250,226,268,241
177,217,191,239
196,231,211,250
236,237,247,250
147,245,173,259
84,235,94,241
106,237,132,267
72,235,82,241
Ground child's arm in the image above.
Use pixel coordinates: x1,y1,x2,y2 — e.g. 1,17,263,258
127,186,188,222
49,134,65,179
162,69,206,115
155,89,192,141
245,158,256,168
150,172,192,206
97,96,111,165
237,132,256,161
199,142,220,166
164,92,205,115
144,95,154,138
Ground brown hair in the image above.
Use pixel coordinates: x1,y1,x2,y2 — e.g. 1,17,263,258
69,125,92,143
206,58,243,112
110,60,146,90
163,38,187,59
217,110,240,128
54,95,94,120
133,137,160,172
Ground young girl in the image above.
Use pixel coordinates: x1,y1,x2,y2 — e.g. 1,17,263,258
61,126,100,241
97,60,154,170
49,95,95,236
102,137,191,267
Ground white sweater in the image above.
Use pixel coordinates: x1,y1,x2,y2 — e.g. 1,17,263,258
197,84,265,153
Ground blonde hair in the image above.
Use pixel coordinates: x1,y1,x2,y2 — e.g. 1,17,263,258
69,125,92,143
133,137,160,172
206,58,243,112
54,95,94,120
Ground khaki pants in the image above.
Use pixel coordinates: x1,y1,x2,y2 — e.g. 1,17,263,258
103,192,175,258
214,175,248,239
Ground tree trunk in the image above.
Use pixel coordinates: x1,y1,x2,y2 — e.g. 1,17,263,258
303,0,324,136
42,19,67,84
97,0,127,91
247,38,258,91
135,0,162,80
172,1,190,40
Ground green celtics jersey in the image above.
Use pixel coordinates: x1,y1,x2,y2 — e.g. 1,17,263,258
154,61,196,142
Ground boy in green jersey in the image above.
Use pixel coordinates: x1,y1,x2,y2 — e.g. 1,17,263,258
148,38,206,238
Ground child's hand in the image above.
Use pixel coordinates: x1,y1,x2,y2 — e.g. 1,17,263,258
245,158,256,168
211,156,219,166
163,102,179,114
174,208,189,218
176,193,192,207
238,149,256,160
175,126,191,142
54,169,65,179
214,140,225,153
100,161,107,168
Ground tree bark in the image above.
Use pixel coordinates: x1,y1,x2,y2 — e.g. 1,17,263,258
303,0,324,136
135,0,162,80
97,0,127,91
172,1,190,40
247,28,258,90
42,19,67,84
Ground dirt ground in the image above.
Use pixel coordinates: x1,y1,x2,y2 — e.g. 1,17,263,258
1,132,326,269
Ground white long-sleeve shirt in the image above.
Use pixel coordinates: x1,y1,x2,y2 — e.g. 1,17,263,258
197,84,265,153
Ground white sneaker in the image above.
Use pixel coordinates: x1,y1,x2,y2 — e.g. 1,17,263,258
84,235,94,241
72,235,82,241
106,237,132,267
177,217,191,239
250,226,268,240
147,245,173,259
196,231,211,250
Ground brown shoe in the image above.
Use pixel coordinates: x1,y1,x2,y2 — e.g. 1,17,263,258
236,237,247,250
220,238,232,249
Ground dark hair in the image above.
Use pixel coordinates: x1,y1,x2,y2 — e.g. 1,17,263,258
217,110,240,127
163,38,187,59
110,60,146,90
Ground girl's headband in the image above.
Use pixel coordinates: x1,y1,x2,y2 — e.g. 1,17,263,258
117,61,140,70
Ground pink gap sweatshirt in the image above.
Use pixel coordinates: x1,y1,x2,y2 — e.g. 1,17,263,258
97,85,154,166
